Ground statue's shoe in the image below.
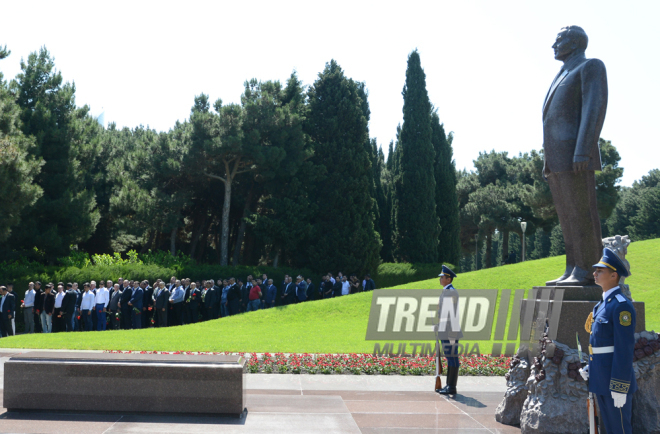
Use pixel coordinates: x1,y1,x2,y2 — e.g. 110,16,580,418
558,266,594,287
545,266,572,286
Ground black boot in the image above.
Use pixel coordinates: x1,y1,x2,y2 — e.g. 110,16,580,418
439,366,458,395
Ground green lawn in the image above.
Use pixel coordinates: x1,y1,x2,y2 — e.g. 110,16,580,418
1,238,657,353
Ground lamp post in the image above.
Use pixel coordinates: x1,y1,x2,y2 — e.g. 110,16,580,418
520,221,527,262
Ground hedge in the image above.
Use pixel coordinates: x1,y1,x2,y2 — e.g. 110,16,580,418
373,262,456,289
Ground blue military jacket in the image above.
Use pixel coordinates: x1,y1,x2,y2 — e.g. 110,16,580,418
587,287,637,395
436,283,463,340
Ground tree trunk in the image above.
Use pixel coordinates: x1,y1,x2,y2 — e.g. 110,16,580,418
501,229,510,265
170,227,177,256
273,248,280,268
140,230,157,254
196,220,212,262
189,214,207,258
232,182,255,266
485,232,492,269
219,177,232,266
204,157,250,267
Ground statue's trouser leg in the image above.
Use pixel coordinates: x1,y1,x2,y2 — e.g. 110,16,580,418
547,170,602,277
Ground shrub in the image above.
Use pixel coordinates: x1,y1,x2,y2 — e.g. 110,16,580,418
373,262,457,289
178,264,321,287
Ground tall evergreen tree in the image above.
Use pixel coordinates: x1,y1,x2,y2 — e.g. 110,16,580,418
431,110,460,265
0,46,43,245
392,50,439,262
10,47,101,262
306,60,381,275
244,75,312,267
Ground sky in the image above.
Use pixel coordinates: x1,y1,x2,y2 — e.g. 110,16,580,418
1,1,658,186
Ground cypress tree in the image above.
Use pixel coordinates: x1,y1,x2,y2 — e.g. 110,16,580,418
431,111,460,265
392,50,439,263
306,60,381,275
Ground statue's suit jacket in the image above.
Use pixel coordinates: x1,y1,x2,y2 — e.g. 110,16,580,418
542,55,607,173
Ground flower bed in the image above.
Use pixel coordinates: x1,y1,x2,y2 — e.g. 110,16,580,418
105,350,510,376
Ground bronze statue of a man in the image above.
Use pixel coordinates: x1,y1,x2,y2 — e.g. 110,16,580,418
542,26,606,286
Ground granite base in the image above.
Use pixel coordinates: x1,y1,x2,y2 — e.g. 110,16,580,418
3,352,246,416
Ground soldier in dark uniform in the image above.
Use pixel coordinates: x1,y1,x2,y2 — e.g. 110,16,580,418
435,265,462,395
579,248,636,434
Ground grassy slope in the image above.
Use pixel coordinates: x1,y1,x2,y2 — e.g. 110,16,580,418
1,238,657,353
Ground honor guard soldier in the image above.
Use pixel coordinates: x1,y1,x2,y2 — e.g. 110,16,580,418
579,248,636,434
435,265,462,395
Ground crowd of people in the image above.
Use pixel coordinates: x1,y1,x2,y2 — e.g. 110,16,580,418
0,272,376,335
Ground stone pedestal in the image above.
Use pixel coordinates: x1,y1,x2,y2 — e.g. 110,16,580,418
521,287,645,350
3,352,246,416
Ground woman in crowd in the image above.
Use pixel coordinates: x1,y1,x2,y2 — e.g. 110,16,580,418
41,284,55,333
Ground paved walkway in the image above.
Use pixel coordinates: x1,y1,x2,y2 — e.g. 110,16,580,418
0,350,520,433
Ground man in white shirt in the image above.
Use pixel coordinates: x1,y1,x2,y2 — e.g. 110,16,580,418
341,276,350,296
53,284,65,332
80,283,96,331
95,281,110,331
22,282,36,333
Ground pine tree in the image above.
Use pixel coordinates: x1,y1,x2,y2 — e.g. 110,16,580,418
431,110,460,265
10,47,101,262
246,74,313,267
0,46,43,244
306,60,381,275
392,50,439,263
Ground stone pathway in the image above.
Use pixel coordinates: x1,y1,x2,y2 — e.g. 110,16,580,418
0,351,520,433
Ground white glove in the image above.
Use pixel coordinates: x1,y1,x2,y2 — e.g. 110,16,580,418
579,365,589,381
612,391,627,408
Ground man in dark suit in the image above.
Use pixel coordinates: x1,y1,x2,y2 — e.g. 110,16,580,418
0,286,15,337
33,281,44,333
295,276,307,303
305,278,316,301
211,280,221,319
129,282,143,329
283,277,296,306
227,278,241,316
61,283,78,332
363,274,376,291
108,284,122,330
182,279,191,324
332,278,343,298
240,279,250,313
188,282,201,323
203,281,215,320
323,276,334,299
118,281,133,329
154,281,170,327
141,280,154,328
276,277,286,307
542,26,607,286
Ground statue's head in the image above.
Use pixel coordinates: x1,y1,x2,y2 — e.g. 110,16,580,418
552,26,588,61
